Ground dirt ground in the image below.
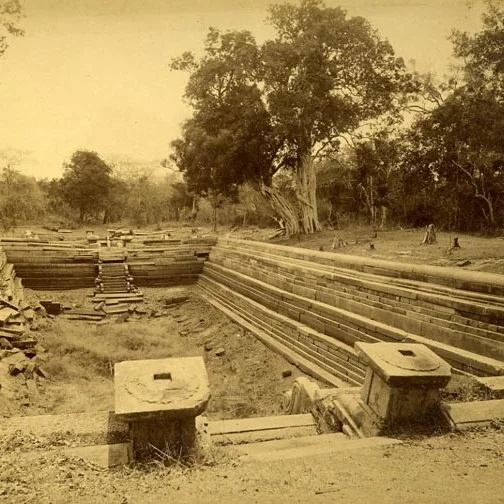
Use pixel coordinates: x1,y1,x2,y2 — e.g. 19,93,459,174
273,227,504,274
0,423,503,503
9,285,318,420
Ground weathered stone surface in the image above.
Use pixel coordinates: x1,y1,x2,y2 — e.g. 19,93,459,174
114,357,210,421
356,343,451,424
355,342,452,388
474,376,504,399
233,432,402,462
64,442,133,468
130,417,196,460
444,399,504,427
283,377,320,414
0,410,129,444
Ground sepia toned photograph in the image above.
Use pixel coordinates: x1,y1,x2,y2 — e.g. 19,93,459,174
0,0,503,502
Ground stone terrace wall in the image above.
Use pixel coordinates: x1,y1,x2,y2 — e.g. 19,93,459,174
0,245,24,303
0,238,216,290
198,238,504,385
0,240,97,290
127,239,215,287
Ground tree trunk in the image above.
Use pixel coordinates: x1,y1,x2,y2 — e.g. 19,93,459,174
259,181,300,237
359,176,377,225
380,206,387,229
212,205,217,232
294,155,321,234
422,223,437,244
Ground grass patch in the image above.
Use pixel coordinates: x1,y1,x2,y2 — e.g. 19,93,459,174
40,319,181,381
441,373,496,402
35,317,195,413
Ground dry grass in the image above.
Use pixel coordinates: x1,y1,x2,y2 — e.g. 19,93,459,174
41,319,180,378
36,317,194,414
26,292,311,419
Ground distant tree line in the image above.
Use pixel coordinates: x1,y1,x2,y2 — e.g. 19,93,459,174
0,151,197,230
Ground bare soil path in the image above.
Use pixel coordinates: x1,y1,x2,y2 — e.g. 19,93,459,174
1,425,503,503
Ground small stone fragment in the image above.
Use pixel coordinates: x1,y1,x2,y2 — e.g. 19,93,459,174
215,348,226,357
24,361,37,379
115,313,130,323
282,369,293,378
456,260,471,267
9,362,26,376
35,366,50,379
0,338,12,349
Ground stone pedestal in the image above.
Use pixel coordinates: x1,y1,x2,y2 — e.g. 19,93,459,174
355,342,451,424
114,357,210,460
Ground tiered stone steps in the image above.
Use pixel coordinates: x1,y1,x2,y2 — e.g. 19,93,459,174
206,413,317,445
1,238,215,290
199,239,504,379
95,263,135,294
95,249,137,295
200,274,367,386
127,240,213,287
0,240,97,290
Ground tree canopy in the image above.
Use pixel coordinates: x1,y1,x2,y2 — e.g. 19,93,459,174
170,0,416,235
60,150,113,224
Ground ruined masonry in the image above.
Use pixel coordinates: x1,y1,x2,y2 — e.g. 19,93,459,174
1,231,504,464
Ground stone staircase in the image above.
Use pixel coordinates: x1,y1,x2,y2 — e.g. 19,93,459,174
199,238,504,383
95,249,137,295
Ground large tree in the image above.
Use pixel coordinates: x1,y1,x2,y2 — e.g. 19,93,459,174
171,0,415,235
60,150,113,224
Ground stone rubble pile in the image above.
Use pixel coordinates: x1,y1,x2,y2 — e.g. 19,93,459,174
0,246,51,414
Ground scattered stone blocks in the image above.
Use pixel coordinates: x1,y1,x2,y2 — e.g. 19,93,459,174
114,356,210,460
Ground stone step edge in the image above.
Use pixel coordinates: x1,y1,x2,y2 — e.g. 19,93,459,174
206,261,504,362
199,289,348,388
213,242,504,307
211,247,504,337
213,253,504,344
200,270,504,377
198,275,365,377
204,263,504,367
218,237,504,296
211,245,504,319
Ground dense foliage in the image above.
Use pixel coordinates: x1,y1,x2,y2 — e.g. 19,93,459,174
170,0,415,235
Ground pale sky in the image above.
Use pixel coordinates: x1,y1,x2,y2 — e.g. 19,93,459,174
0,0,485,179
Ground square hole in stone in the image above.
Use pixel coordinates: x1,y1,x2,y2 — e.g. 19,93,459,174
398,349,415,357
153,372,172,381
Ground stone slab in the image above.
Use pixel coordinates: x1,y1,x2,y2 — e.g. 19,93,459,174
208,413,316,435
212,426,317,445
64,443,132,468
0,410,128,444
355,342,451,387
444,399,504,427
232,433,402,462
114,356,210,421
475,376,504,398
201,290,347,388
